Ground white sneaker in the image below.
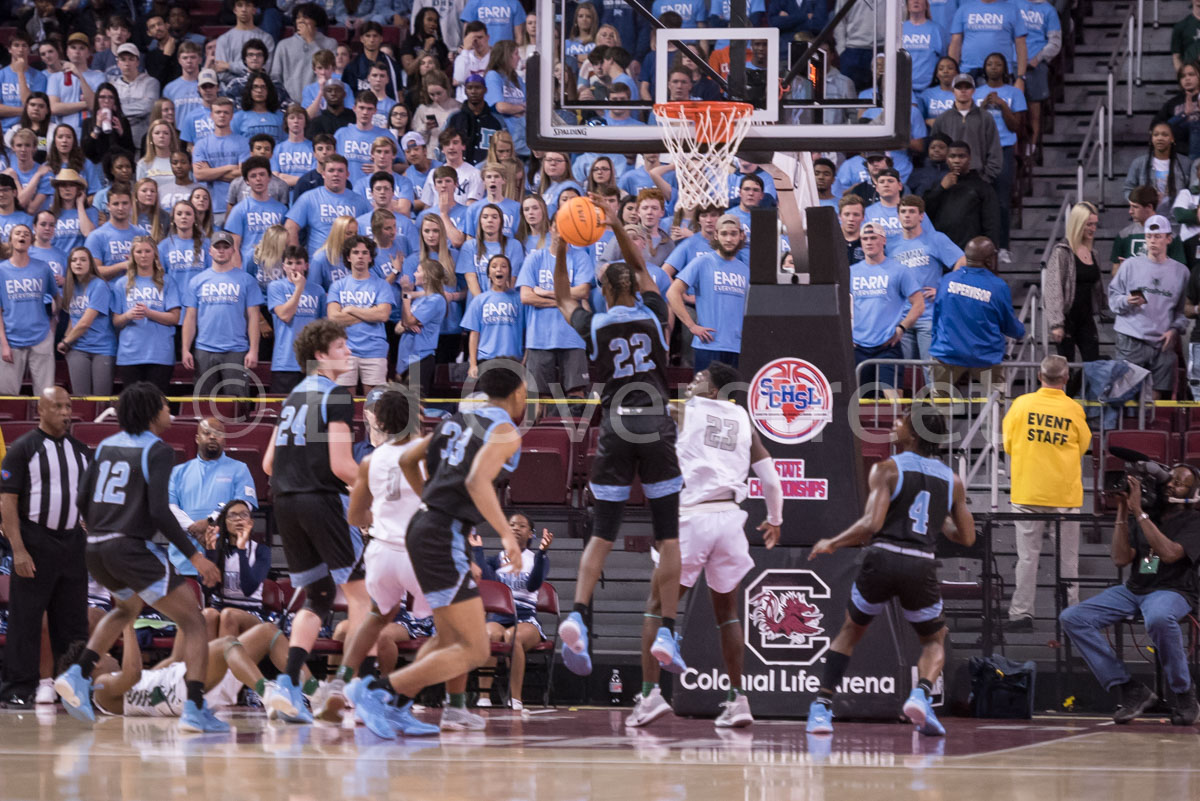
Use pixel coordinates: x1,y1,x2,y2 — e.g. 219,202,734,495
509,698,523,712
475,696,492,708
715,693,753,728
35,678,57,705
625,687,672,728
440,706,487,731
311,679,348,723
262,681,298,720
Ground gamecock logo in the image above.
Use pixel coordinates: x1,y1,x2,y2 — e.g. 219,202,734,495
748,358,833,444
744,569,831,666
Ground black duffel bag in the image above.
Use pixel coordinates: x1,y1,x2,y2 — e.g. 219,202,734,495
968,655,1036,718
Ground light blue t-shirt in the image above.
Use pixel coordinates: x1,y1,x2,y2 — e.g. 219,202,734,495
903,19,949,90
863,202,935,244
921,85,955,120
515,247,594,349
930,0,960,31
455,237,526,290
224,196,287,266
415,204,471,236
267,278,327,372
232,109,285,140
0,210,32,243
328,273,393,357
29,245,66,284
485,71,527,152
653,0,706,26
356,171,416,208
286,186,373,255
850,257,923,348
301,80,356,113
311,249,349,292
395,292,447,370
271,139,315,179
0,67,47,131
67,277,117,356
179,107,216,144
13,162,52,202
46,68,106,134
358,209,420,257
182,267,265,353
460,0,526,43
167,453,259,575
974,83,1027,147
0,258,57,347
53,207,100,254
886,230,964,321
111,274,181,365
84,222,149,268
663,232,750,274
158,234,213,293
1018,0,1060,60
675,251,750,353
951,0,1028,73
163,76,204,122
335,125,399,179
462,288,524,359
192,130,251,214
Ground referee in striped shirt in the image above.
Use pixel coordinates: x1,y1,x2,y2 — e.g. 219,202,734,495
0,387,91,708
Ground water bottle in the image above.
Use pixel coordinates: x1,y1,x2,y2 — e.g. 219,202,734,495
608,669,623,705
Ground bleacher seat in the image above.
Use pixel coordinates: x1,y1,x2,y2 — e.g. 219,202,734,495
199,25,231,39
0,398,29,421
507,427,573,505
0,421,39,444
476,580,515,702
72,422,120,449
1182,431,1200,468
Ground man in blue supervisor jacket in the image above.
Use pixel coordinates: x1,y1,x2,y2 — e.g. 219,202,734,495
930,236,1025,397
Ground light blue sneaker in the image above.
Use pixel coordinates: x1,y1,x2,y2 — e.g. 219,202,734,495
805,699,833,734
650,628,687,674
274,675,313,724
180,700,231,733
54,665,95,724
559,611,593,676
387,700,440,736
351,680,398,739
902,689,945,736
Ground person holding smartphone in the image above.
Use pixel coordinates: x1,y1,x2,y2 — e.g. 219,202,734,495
1109,214,1190,400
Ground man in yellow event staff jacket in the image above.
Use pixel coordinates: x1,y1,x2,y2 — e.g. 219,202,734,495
1002,354,1091,630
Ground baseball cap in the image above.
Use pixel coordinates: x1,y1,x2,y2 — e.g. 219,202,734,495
716,213,742,228
67,32,91,47
401,131,425,150
0,174,15,191
116,43,140,58
860,221,886,237
952,73,975,88
198,68,218,87
211,231,235,247
465,74,486,85
864,152,888,162
874,167,901,182
1144,214,1172,234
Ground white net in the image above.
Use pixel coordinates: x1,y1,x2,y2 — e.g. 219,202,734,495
654,102,754,211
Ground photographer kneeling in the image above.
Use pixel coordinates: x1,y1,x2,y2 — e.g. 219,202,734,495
1059,467,1200,725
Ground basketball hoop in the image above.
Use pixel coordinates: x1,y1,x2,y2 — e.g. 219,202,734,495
653,101,755,211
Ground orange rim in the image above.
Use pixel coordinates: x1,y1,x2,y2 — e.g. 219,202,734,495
653,101,754,144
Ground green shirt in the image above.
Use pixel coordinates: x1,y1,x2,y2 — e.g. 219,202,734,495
1172,15,1200,64
1110,223,1187,265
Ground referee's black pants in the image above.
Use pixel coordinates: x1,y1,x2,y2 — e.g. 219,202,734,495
0,530,88,701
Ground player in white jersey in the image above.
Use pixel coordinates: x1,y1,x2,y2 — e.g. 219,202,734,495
78,621,302,728
627,362,784,729
339,387,444,738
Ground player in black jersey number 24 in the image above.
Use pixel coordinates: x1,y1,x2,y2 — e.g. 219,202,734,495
806,405,975,738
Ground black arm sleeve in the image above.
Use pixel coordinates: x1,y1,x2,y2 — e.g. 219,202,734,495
147,443,197,559
570,305,594,343
643,291,669,325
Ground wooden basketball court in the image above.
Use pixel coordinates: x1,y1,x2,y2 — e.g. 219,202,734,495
1,706,1197,800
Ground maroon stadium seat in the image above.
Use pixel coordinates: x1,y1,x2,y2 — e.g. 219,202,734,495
527,581,560,706
0,398,30,421
506,426,573,505
71,422,120,449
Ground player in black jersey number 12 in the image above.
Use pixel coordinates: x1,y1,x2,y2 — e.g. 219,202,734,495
806,405,975,737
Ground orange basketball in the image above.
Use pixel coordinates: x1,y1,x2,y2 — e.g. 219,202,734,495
556,196,606,247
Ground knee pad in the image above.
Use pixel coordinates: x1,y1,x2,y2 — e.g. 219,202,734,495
592,499,626,543
648,493,679,541
303,575,337,621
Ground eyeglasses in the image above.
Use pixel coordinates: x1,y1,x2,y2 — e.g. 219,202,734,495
226,510,252,521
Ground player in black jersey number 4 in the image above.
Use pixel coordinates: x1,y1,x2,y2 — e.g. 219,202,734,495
55,383,226,733
551,220,687,677
806,405,975,737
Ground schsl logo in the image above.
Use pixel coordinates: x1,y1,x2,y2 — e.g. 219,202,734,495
748,357,833,444
744,569,831,666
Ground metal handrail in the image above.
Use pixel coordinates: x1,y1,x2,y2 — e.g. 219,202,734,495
1106,12,1135,178
1076,101,1107,204
1039,198,1071,269
1007,284,1046,364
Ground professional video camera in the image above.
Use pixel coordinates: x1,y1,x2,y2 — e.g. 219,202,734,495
1107,445,1173,511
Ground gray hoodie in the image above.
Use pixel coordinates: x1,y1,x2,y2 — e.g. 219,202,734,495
1107,253,1189,341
